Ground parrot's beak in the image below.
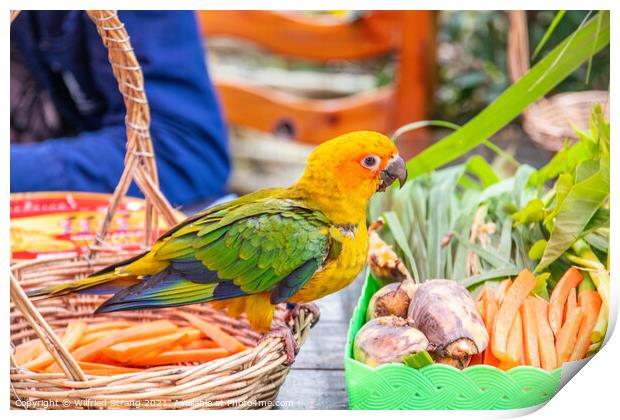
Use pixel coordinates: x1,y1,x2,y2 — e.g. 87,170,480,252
377,155,408,191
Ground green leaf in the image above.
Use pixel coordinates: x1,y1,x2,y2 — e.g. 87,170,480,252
452,232,516,270
528,239,548,261
403,351,435,369
462,267,522,289
466,156,500,187
384,211,420,283
512,198,545,226
536,161,610,270
406,11,610,179
531,272,551,300
532,10,567,59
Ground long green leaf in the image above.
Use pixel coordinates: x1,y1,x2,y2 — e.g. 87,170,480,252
406,11,609,179
384,211,420,283
536,161,610,270
532,10,567,59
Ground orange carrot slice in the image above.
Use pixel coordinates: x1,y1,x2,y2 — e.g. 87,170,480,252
71,320,178,362
495,279,512,305
13,339,43,365
23,321,88,371
532,297,557,371
491,270,536,363
556,307,583,365
483,289,501,366
177,312,246,353
506,311,523,365
47,361,141,375
549,267,583,337
103,331,187,363
521,298,540,368
76,329,122,347
130,348,231,366
183,340,218,350
563,288,577,326
570,290,602,361
84,321,136,334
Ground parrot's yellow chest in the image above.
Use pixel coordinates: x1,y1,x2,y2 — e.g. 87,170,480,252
290,221,368,303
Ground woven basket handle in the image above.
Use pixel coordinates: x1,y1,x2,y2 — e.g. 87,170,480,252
11,10,181,249
507,10,530,84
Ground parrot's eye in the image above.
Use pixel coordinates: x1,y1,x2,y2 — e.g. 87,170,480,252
361,155,380,170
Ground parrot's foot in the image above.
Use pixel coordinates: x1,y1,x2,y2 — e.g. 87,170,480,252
259,326,298,366
285,302,320,327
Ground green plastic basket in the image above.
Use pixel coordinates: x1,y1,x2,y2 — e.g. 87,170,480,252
344,273,562,410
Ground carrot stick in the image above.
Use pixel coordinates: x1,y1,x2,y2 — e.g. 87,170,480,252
176,327,204,345
76,329,122,347
505,311,523,365
556,307,583,365
129,348,231,366
84,321,136,334
47,361,141,375
13,339,44,365
177,312,246,353
184,340,218,350
103,331,188,363
563,288,577,326
495,279,512,305
71,320,178,362
483,289,501,366
570,290,602,361
491,270,536,363
23,321,88,371
548,267,583,338
521,298,540,368
531,297,557,371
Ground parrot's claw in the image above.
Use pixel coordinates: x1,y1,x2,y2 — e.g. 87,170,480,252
285,302,320,327
259,326,298,366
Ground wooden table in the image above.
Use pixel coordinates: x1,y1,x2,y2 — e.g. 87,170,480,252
276,272,365,409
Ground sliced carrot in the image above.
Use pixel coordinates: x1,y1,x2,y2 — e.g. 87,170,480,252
498,360,518,371
103,331,188,363
84,321,136,334
13,339,44,365
177,312,246,353
531,297,557,371
129,348,231,366
71,320,178,362
47,361,141,375
556,307,583,365
521,298,540,368
563,288,577,326
548,267,583,338
184,339,218,350
570,290,602,361
495,279,512,305
76,329,122,347
469,353,483,366
23,321,88,372
505,311,523,365
491,270,536,363
483,289,501,367
176,327,204,345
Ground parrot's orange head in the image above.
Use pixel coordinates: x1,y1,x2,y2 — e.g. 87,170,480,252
295,131,407,223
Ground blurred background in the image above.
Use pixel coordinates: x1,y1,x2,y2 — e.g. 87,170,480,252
199,10,609,193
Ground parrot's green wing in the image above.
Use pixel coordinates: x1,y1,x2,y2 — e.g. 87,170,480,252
95,193,335,313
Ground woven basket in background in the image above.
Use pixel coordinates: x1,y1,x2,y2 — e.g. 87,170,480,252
9,10,315,410
507,11,609,152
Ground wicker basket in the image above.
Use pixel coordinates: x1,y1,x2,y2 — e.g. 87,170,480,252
508,11,609,151
10,10,315,410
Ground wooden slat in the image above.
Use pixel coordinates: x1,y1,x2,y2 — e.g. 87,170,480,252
215,81,394,144
199,10,405,61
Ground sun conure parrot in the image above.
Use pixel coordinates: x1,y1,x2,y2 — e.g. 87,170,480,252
28,131,406,361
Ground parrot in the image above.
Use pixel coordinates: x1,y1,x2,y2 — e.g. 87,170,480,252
27,131,407,362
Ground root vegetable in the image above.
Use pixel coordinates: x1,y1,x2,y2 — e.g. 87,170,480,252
408,279,488,368
366,279,416,321
353,316,429,368
367,218,412,285
548,266,583,338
